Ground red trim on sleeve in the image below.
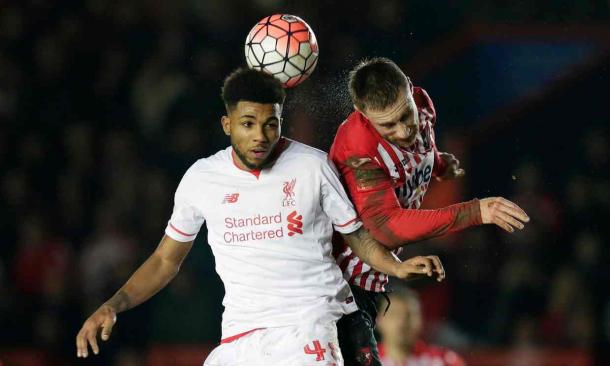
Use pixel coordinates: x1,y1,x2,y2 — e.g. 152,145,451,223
335,217,359,228
169,223,196,237
220,328,263,344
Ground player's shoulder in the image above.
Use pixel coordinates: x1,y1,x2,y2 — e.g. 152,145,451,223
332,111,379,157
181,147,231,180
282,138,329,166
413,86,434,110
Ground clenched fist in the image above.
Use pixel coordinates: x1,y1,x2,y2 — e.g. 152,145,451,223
436,152,465,181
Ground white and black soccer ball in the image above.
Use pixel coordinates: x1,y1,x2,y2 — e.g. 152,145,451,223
245,14,319,88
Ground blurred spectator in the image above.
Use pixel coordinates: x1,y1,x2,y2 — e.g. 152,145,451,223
114,348,145,366
12,215,70,298
11,214,72,349
541,265,594,347
79,204,137,310
377,286,466,366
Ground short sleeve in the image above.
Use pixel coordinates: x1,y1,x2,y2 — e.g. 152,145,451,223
319,157,363,234
164,168,205,242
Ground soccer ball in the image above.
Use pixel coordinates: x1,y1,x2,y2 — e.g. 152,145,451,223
245,14,319,88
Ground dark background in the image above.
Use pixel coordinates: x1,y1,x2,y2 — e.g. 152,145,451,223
1,1,608,365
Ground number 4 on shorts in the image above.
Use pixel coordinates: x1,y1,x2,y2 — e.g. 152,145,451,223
304,340,326,361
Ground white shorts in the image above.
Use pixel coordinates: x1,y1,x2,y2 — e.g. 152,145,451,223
203,321,343,366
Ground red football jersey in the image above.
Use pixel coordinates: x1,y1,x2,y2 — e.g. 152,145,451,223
330,87,481,292
378,341,466,366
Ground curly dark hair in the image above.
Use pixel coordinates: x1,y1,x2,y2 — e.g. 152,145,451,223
221,67,286,111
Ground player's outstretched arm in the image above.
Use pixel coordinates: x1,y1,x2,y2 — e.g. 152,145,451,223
341,226,445,281
334,155,482,248
339,157,529,248
76,235,193,358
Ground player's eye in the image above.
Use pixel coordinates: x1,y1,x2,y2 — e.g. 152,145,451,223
265,123,278,129
241,121,254,127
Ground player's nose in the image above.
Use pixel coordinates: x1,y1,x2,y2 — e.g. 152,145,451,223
252,124,268,142
394,123,409,140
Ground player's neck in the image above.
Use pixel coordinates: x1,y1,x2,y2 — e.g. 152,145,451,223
231,151,259,172
230,137,287,173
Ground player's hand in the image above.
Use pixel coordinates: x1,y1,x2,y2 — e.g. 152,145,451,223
76,304,117,358
395,255,445,282
480,197,529,233
436,152,465,181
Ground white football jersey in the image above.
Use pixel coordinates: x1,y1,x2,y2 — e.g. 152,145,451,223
164,138,361,340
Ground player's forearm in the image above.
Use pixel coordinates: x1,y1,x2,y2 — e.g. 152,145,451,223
341,226,403,277
364,199,482,249
104,253,180,313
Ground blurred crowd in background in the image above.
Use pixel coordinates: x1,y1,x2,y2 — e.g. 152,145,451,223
1,1,609,365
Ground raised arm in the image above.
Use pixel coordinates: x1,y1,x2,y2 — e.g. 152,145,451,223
76,235,193,358
339,156,482,248
338,156,528,249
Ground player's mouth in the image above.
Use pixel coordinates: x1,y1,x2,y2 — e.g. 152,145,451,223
251,147,269,159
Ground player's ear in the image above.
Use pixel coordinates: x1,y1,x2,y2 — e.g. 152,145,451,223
406,77,414,93
221,115,231,136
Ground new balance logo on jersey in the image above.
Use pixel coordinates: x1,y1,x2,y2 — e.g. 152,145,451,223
222,193,239,204
282,178,296,206
287,210,303,236
304,340,326,361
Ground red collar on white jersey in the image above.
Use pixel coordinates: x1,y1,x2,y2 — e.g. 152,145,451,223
230,137,289,179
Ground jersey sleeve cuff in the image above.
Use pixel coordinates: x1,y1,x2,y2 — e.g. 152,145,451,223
333,217,363,234
165,222,198,242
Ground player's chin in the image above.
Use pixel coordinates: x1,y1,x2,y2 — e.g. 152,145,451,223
247,153,270,167
403,133,418,147
396,138,416,149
